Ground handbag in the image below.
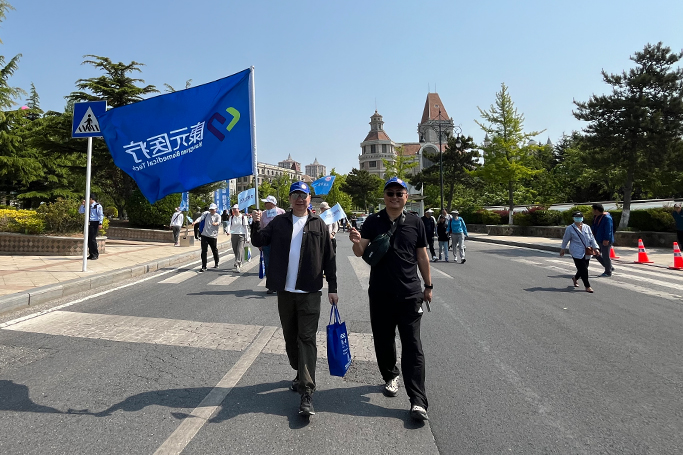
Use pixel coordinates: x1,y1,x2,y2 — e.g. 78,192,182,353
327,306,352,377
572,224,596,256
244,244,251,261
362,212,405,267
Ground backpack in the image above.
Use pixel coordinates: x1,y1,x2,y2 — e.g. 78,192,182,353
199,213,206,233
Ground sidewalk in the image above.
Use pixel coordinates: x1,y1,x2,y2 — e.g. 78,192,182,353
467,233,675,269
0,237,234,314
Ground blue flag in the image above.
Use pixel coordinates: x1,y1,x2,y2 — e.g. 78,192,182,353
212,184,230,213
311,175,336,196
319,203,347,226
97,69,254,204
179,192,189,211
238,188,256,212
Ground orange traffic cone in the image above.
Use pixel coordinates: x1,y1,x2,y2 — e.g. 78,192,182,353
669,242,683,270
610,246,620,259
633,239,654,264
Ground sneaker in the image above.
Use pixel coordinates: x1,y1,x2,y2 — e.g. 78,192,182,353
213,263,219,268
432,256,437,261
236,265,241,273
461,258,466,264
290,374,299,392
383,376,399,397
410,405,429,421
299,393,314,416
198,268,206,273
267,289,276,295
599,272,611,277
174,243,180,247
611,266,615,272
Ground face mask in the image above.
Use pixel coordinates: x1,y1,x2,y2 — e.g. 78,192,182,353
573,217,583,223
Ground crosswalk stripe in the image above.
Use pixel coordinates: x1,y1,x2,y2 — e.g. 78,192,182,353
431,267,454,279
207,259,260,285
515,258,683,301
348,256,369,291
158,270,198,284
614,263,683,282
257,278,266,287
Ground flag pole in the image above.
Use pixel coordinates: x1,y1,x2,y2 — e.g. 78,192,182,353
81,136,93,272
249,66,259,211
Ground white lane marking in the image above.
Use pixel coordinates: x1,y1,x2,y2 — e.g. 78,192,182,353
153,326,278,455
512,258,544,266
526,259,682,301
437,298,588,454
0,256,209,329
3,311,262,351
431,267,453,279
257,278,267,287
159,270,198,284
262,327,381,362
348,255,370,291
546,259,682,291
613,263,683,282
207,259,260,285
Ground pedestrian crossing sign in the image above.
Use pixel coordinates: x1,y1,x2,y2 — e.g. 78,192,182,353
72,101,107,138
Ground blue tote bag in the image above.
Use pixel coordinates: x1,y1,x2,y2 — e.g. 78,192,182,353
259,251,265,279
327,306,352,377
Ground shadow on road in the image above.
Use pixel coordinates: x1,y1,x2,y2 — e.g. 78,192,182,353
524,286,575,293
0,380,64,414
0,380,422,430
187,289,268,300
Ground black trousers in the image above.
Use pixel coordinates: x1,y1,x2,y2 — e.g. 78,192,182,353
200,235,219,268
277,291,322,394
426,236,436,258
369,291,428,409
573,257,591,288
88,221,99,258
194,224,200,239
677,231,683,246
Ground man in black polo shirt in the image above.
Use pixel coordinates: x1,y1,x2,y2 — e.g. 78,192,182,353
348,176,433,421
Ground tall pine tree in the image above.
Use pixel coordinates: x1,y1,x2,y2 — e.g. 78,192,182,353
574,42,683,229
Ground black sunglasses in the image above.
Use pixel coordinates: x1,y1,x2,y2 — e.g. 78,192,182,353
385,191,405,197
290,192,308,200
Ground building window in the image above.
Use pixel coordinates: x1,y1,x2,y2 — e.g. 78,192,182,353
382,144,387,153
371,145,376,153
369,161,377,168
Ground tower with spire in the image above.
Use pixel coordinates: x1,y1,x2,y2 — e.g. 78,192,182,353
278,153,301,172
359,110,397,178
417,93,454,150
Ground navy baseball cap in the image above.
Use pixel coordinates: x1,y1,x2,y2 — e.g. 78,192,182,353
289,181,310,194
384,176,408,190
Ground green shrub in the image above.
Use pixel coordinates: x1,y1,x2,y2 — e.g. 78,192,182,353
513,212,533,226
530,209,563,226
104,206,118,218
629,208,675,232
460,208,483,224
561,205,594,226
608,210,621,230
126,190,181,228
481,210,502,225
36,198,83,233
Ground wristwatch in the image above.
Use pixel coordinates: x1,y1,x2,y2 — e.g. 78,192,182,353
424,283,433,289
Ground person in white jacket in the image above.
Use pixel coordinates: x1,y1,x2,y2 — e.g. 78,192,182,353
169,207,184,246
229,204,250,272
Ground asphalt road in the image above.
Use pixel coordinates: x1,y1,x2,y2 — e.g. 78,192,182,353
1,237,681,454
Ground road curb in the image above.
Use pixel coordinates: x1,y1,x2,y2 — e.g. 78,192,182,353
468,236,672,269
0,241,232,315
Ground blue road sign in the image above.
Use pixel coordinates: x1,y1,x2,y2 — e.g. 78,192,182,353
72,101,107,138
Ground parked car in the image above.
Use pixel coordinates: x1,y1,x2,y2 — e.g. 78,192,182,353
356,215,367,230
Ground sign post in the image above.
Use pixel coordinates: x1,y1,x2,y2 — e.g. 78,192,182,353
72,101,107,272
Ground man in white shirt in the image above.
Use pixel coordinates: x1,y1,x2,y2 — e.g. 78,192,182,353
170,207,184,246
251,182,338,417
191,203,222,272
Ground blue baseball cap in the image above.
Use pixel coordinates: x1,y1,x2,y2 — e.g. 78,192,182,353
384,176,408,190
289,181,310,194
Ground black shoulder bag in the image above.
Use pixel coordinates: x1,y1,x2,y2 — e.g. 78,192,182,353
362,212,405,267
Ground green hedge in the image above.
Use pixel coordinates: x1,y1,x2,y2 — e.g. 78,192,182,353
126,190,181,228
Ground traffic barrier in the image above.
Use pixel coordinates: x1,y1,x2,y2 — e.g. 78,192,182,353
610,246,620,259
668,242,683,270
633,238,654,264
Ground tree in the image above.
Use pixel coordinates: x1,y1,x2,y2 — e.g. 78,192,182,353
410,135,480,211
340,168,383,212
25,83,42,120
271,173,294,210
66,55,159,216
573,42,683,229
473,83,544,224
382,145,418,180
164,79,193,93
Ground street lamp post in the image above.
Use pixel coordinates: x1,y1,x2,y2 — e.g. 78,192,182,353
429,110,462,210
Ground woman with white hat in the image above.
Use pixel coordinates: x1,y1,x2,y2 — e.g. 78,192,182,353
229,204,250,272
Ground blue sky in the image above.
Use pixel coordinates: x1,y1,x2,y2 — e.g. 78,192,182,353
3,0,682,175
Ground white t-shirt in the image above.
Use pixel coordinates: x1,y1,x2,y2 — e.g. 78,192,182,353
285,214,308,293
